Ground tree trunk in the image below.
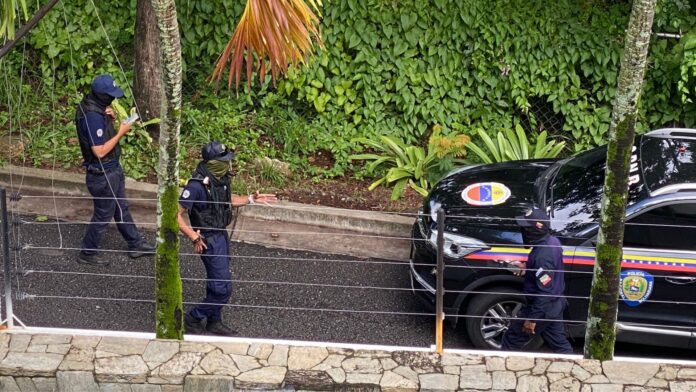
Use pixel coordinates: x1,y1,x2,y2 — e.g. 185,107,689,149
150,0,183,340
584,0,656,360
134,0,162,141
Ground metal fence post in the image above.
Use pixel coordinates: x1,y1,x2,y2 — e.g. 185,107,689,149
0,188,12,328
435,209,445,353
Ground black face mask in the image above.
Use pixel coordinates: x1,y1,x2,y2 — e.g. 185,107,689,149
89,92,115,108
521,225,549,245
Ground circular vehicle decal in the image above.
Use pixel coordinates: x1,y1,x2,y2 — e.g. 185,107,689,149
461,182,511,206
620,270,654,307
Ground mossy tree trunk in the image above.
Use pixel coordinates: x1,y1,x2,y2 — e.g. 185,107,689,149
584,0,656,360
150,0,183,340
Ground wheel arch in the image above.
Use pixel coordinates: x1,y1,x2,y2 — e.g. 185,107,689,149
452,275,524,321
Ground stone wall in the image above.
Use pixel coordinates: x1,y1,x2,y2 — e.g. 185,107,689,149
0,330,695,391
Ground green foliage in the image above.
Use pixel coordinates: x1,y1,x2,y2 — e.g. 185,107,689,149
350,126,470,199
0,0,28,39
257,160,287,188
466,125,566,164
1,0,695,182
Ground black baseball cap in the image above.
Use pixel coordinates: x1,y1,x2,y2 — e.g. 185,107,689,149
91,75,125,98
202,141,235,161
515,208,550,228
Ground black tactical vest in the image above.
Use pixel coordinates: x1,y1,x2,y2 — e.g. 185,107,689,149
188,168,233,232
75,97,120,167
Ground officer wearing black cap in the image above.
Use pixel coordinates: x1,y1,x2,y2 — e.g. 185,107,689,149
177,141,276,336
501,208,573,353
75,74,154,266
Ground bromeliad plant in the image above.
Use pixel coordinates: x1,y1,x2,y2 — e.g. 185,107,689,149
466,125,566,164
350,126,470,200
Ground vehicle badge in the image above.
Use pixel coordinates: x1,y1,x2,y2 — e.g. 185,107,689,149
182,190,190,199
619,270,654,307
461,182,511,206
96,129,103,138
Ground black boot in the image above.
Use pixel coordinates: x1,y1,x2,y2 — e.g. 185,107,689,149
184,314,205,335
77,252,111,266
206,320,238,336
128,243,156,259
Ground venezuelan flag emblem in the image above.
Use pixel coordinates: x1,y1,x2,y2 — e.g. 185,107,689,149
461,182,511,206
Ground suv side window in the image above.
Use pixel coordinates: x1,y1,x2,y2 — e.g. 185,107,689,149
624,203,696,250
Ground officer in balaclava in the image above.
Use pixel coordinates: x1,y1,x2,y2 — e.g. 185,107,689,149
75,75,154,266
501,208,573,353
177,141,276,336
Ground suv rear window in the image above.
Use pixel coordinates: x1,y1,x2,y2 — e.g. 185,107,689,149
641,137,696,193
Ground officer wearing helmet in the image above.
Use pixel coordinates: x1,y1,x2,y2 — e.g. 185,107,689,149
177,141,277,336
75,75,154,266
501,208,573,354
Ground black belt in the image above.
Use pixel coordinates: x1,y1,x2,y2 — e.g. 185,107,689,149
86,166,117,175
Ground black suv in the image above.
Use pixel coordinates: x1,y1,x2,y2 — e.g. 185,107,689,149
410,128,696,350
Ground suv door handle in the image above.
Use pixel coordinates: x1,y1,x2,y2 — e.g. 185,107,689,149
665,276,696,285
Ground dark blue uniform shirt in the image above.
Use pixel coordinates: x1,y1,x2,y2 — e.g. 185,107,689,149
523,235,565,319
77,112,118,169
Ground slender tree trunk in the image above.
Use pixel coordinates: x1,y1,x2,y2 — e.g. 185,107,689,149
584,0,656,360
134,0,162,141
150,0,183,340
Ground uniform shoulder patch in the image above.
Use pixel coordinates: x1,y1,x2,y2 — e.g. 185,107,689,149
96,129,103,137
539,274,552,286
182,190,190,199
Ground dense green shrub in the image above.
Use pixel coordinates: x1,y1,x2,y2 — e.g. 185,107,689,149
0,0,695,181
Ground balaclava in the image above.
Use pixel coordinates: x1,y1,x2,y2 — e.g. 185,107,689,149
521,222,549,245
87,92,115,110
205,159,230,179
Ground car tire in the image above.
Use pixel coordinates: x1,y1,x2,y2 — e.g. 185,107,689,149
464,287,544,350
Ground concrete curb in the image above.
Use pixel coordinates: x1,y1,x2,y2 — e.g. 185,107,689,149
0,165,414,237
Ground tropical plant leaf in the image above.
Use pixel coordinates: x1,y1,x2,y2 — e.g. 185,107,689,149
504,127,521,159
465,141,493,164
391,178,408,200
409,180,429,197
366,156,391,172
478,129,501,162
210,0,323,91
348,153,383,161
386,167,412,182
368,177,387,191
380,136,408,163
515,124,529,160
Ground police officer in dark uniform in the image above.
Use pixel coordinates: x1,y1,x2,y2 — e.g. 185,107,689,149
501,208,573,354
177,141,276,336
75,75,154,266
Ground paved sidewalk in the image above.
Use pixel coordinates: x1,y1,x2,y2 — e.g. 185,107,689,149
0,165,414,260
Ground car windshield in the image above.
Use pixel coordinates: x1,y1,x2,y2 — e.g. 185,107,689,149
547,139,652,237
641,137,696,193
548,146,607,235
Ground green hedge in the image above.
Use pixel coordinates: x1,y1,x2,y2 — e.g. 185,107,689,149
1,0,695,178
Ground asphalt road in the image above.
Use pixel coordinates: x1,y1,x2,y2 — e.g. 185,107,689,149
4,214,694,360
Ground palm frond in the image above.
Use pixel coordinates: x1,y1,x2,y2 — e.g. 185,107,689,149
210,0,323,91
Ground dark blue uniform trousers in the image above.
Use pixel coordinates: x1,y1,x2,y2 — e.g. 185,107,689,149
82,166,141,254
190,233,232,322
501,299,573,354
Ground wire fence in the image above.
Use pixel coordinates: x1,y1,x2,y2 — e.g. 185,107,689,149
0,0,693,354
1,189,696,354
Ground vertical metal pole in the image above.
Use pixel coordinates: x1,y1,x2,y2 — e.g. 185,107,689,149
0,188,13,328
435,209,445,353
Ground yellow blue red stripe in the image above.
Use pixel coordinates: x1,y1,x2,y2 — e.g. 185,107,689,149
465,246,696,273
